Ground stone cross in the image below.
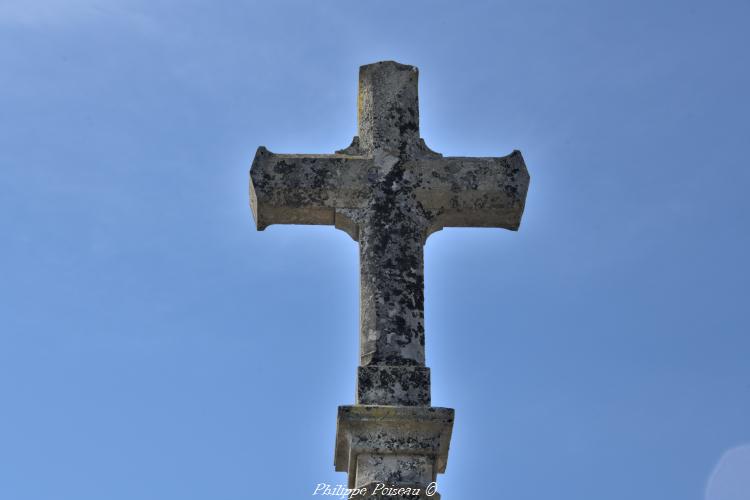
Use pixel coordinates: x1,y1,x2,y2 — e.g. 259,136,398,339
249,61,529,497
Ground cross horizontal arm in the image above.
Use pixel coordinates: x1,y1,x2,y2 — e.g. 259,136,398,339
249,146,372,230
412,150,530,234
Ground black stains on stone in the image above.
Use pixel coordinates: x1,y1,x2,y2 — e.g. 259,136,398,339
357,366,431,406
272,159,295,175
359,145,429,367
250,65,529,433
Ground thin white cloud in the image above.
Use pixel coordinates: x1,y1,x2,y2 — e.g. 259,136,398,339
706,444,750,500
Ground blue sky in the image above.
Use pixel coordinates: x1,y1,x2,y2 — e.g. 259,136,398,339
1,1,748,499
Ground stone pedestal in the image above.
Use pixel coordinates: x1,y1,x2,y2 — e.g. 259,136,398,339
335,406,454,498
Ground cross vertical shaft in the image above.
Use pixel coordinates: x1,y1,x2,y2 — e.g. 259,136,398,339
359,203,426,367
347,62,438,405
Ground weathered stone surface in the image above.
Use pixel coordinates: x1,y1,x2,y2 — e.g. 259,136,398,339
335,405,454,494
249,60,530,496
250,150,528,236
249,60,529,380
357,455,433,492
357,366,431,406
